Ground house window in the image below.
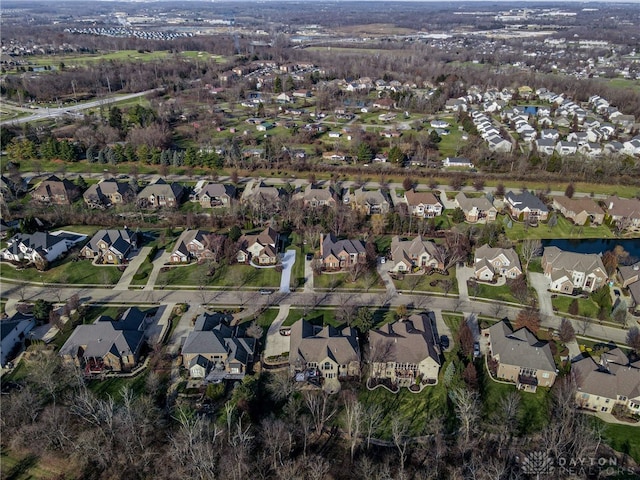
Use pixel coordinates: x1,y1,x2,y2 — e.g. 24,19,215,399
542,372,550,379
600,407,608,412
323,362,332,371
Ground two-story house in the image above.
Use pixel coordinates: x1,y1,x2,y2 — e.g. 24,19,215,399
572,348,640,416
350,187,390,215
483,319,557,392
236,227,279,266
505,190,549,223
1,231,86,265
474,244,522,281
193,183,236,208
83,179,135,209
552,196,605,226
292,184,338,209
455,192,497,223
136,178,184,209
404,189,442,218
389,235,442,273
32,175,81,205
542,246,607,294
368,313,441,389
170,229,225,263
181,311,255,382
605,196,640,229
81,228,139,265
320,233,366,270
289,319,360,380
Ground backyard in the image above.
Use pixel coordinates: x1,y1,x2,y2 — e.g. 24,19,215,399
499,214,614,241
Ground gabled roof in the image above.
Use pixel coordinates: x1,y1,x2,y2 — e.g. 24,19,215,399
474,244,521,271
369,313,440,366
455,192,495,213
505,190,549,213
322,233,366,260
404,189,440,207
553,196,604,216
137,178,184,200
86,229,137,253
200,183,236,199
289,319,360,366
488,320,556,372
573,348,640,400
1,312,35,341
543,246,606,277
353,187,387,207
605,196,640,220
8,232,66,252
390,235,439,264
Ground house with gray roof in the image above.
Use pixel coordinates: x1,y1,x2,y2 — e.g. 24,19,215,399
474,244,522,281
389,235,442,273
505,190,549,223
455,192,497,223
1,312,35,367
605,195,640,229
288,319,360,380
181,311,255,382
83,179,135,209
136,178,184,209
236,226,279,266
542,246,607,294
368,313,441,389
170,229,225,263
32,175,81,205
81,228,139,265
1,230,86,265
572,348,640,416
350,187,390,215
320,233,366,270
483,319,557,392
292,184,338,209
192,183,236,208
59,307,147,373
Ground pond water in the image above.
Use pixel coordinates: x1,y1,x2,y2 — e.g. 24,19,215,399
542,238,640,260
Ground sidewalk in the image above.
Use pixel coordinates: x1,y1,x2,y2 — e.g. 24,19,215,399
113,247,151,291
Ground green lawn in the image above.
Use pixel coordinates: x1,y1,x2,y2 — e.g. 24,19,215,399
442,313,464,333
437,121,467,158
470,282,524,304
87,371,149,400
596,420,640,463
500,214,614,240
0,447,69,480
552,295,601,319
393,270,458,294
480,364,551,434
129,258,154,286
156,262,281,288
0,257,123,285
282,308,339,327
314,271,385,291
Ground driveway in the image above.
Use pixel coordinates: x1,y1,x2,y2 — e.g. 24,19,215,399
144,248,173,291
264,304,291,358
280,249,296,293
456,265,473,302
431,308,453,352
145,302,176,345
529,272,553,317
439,191,457,210
304,256,314,293
166,303,200,355
113,247,151,291
377,261,397,295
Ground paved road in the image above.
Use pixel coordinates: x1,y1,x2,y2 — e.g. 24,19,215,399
0,89,159,126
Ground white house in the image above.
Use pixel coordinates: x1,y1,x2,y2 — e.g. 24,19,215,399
1,313,36,367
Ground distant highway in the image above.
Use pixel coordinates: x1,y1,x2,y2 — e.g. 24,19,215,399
0,89,160,126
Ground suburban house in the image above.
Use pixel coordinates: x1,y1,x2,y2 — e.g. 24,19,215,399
192,183,236,208
618,262,640,314
288,319,361,380
505,190,549,223
552,196,605,226
542,246,608,293
474,244,522,281
368,313,441,389
181,311,255,382
350,187,390,215
443,156,474,168
455,192,497,223
292,184,338,209
605,196,640,228
535,138,556,155
236,227,279,265
240,180,285,209
81,228,139,265
1,231,86,265
1,312,36,367
483,319,557,392
32,175,81,205
170,229,224,263
136,178,185,209
404,189,442,218
389,235,442,273
572,348,640,415
83,179,135,209
59,307,147,374
320,233,366,270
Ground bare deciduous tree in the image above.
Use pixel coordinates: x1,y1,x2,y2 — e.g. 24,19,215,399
521,239,542,271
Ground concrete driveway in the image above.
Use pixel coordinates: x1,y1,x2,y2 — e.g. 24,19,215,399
456,265,473,301
144,248,173,291
113,247,151,291
529,272,553,317
280,249,296,293
377,261,397,295
304,256,314,293
264,304,291,358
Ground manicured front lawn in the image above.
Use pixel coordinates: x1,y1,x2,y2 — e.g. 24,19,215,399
314,271,384,291
442,313,464,333
129,258,154,286
0,257,123,285
156,262,281,288
393,270,458,294
552,294,601,319
500,214,614,240
282,308,339,327
470,282,523,304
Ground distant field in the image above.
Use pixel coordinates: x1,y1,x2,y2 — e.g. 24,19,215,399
598,77,640,94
